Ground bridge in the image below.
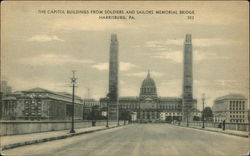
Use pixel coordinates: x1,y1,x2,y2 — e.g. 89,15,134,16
1,123,248,156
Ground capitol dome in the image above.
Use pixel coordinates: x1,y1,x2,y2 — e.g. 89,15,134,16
139,70,157,98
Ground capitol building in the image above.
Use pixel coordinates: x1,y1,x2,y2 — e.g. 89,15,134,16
101,70,198,122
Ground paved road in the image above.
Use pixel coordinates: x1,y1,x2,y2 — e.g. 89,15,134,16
3,124,249,156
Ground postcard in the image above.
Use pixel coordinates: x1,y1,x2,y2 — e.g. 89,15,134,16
1,1,249,156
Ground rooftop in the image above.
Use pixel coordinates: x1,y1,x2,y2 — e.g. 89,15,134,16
215,94,247,101
22,87,82,99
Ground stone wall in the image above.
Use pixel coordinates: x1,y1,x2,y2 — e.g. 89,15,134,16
0,120,119,136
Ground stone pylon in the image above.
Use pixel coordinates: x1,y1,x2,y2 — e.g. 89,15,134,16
108,34,119,121
182,34,194,125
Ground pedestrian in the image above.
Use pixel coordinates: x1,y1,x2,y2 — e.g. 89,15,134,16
218,123,222,128
222,120,225,131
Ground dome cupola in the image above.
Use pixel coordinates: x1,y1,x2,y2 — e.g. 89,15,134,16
139,70,157,98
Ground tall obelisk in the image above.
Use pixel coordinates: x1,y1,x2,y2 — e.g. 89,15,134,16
108,34,119,121
182,34,193,125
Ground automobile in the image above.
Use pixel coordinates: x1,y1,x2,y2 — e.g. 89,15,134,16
218,123,222,128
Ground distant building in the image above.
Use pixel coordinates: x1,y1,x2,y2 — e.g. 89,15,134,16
1,80,12,95
191,109,202,120
1,88,84,120
1,92,21,120
131,112,137,121
212,94,248,123
0,81,12,119
82,98,100,120
83,98,100,108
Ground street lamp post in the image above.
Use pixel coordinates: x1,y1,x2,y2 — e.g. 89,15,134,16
106,97,109,128
117,98,119,126
123,111,126,125
70,71,76,133
139,101,141,123
202,93,205,129
171,113,173,124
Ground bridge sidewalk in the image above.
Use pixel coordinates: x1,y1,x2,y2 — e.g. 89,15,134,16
179,124,249,138
1,124,119,151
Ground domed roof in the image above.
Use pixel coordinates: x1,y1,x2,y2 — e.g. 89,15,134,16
142,72,156,88
140,70,157,97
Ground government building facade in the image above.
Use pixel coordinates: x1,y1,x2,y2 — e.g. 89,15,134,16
100,70,198,123
1,88,101,121
212,94,248,123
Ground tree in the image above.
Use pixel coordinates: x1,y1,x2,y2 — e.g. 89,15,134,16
202,107,213,121
119,110,130,121
87,105,105,120
193,116,200,121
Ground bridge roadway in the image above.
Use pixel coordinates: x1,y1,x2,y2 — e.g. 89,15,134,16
3,124,249,156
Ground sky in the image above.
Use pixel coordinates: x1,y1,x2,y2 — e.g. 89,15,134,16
1,1,249,110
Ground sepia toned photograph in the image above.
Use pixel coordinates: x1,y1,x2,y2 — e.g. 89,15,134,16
0,1,249,156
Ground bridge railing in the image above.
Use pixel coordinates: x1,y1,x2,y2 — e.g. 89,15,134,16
187,121,249,132
0,120,127,136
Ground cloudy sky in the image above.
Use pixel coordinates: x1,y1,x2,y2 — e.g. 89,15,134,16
1,2,249,109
